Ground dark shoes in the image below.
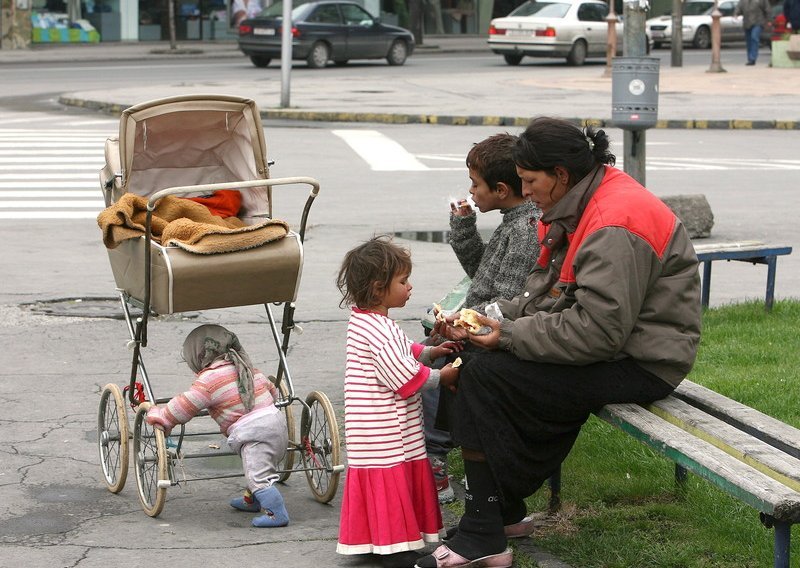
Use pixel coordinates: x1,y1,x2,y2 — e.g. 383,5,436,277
443,514,536,541
746,61,756,65
381,550,424,568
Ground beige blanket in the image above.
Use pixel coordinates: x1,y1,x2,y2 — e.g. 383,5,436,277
97,193,288,255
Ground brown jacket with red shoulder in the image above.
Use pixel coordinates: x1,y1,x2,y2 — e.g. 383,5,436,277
497,165,701,387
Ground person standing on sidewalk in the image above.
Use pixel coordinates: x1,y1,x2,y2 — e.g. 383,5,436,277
335,237,462,568
736,0,771,64
785,0,800,32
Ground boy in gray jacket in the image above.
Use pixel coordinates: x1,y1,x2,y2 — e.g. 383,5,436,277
425,133,540,507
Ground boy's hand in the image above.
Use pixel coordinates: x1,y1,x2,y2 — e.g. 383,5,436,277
439,364,460,393
430,341,464,360
433,317,470,342
450,198,473,217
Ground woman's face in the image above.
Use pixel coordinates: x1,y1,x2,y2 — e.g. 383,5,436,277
516,166,568,213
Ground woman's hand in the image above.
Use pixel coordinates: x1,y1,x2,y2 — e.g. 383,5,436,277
467,314,502,350
430,341,464,360
439,363,460,393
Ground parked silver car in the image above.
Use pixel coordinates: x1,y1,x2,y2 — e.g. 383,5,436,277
488,0,623,66
646,0,740,49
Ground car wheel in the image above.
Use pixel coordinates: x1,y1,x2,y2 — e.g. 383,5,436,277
503,54,523,65
386,39,408,66
249,55,272,68
566,39,587,66
692,26,711,49
307,42,330,68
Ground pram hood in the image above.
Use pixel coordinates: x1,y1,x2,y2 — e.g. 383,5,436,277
109,94,271,220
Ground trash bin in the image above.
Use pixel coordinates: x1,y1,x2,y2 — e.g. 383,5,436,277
611,57,659,130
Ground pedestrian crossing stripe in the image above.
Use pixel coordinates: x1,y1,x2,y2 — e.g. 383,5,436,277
2,127,800,220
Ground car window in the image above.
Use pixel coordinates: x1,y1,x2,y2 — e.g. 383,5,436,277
719,1,736,16
340,3,374,25
259,1,314,19
684,1,714,15
509,1,571,18
307,4,341,23
577,2,607,21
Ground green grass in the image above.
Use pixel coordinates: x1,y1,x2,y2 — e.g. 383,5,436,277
447,300,800,567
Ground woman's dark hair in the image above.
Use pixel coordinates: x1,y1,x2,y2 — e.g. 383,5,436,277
336,235,412,309
512,117,616,186
466,133,523,197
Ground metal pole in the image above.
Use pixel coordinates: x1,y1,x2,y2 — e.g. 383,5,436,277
707,0,726,72
622,0,648,185
603,0,618,77
280,0,293,108
670,0,683,66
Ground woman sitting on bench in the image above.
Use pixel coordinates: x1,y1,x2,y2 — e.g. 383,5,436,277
421,117,703,568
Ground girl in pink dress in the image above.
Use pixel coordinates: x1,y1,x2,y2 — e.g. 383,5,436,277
335,236,462,568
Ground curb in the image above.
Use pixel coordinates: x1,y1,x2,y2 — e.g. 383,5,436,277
58,96,800,130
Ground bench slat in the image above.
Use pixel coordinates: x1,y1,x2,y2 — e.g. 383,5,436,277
598,403,800,523
648,396,800,492
674,380,800,459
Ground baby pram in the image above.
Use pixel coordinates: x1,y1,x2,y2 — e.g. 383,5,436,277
95,94,342,517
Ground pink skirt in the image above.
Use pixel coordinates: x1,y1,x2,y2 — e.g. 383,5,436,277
337,458,444,555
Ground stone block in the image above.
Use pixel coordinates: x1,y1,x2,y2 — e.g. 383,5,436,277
661,194,714,239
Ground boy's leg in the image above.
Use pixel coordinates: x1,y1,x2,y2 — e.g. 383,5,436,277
422,386,455,504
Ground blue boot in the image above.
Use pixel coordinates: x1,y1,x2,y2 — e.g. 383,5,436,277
251,486,289,527
230,489,261,513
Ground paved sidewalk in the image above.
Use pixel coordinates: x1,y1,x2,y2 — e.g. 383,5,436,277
2,36,798,127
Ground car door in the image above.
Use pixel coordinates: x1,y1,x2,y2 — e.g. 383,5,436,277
718,0,740,42
304,3,348,57
340,3,386,58
576,1,609,55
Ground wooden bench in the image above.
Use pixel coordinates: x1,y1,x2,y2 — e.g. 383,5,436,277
693,240,793,310
548,380,800,567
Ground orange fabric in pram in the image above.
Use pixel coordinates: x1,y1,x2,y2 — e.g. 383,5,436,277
184,190,243,218
97,193,288,255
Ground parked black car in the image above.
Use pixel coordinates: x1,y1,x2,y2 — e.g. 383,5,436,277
237,0,415,68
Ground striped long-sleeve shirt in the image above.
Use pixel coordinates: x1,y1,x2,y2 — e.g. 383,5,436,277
146,359,277,436
344,307,430,468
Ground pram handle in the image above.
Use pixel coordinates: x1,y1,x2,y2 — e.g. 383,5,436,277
146,176,320,210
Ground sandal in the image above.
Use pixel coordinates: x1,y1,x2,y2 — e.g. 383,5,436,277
414,545,512,568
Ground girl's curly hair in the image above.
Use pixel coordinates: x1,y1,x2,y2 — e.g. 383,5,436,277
336,235,412,309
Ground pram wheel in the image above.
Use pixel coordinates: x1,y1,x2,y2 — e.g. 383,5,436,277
98,383,130,493
300,391,341,503
270,376,296,482
133,402,169,517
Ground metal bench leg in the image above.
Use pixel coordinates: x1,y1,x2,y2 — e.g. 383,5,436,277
765,256,777,312
701,260,712,308
548,466,562,514
773,520,790,568
675,464,687,484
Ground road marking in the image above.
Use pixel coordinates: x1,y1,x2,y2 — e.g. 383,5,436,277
0,191,99,197
0,211,100,219
332,130,428,171
0,200,105,208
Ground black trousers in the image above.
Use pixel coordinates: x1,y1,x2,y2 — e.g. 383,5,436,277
439,351,674,501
